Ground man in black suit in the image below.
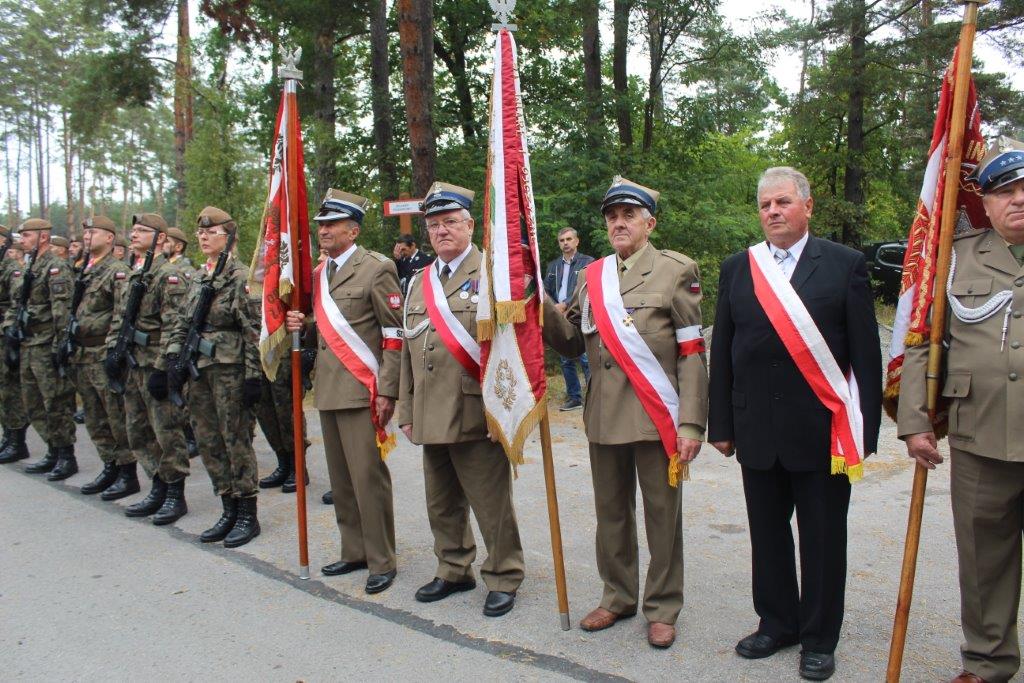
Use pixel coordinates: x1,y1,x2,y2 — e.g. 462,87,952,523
394,235,433,294
707,167,882,681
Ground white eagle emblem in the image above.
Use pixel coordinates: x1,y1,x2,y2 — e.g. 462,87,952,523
489,0,517,31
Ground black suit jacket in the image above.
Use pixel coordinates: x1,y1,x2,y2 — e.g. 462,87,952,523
707,236,882,471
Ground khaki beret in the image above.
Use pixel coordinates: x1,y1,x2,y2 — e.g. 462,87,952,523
115,234,129,248
166,226,189,245
83,215,118,234
50,236,69,248
132,212,168,233
19,218,53,232
196,206,235,232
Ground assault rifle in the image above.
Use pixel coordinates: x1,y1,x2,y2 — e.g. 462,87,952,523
56,247,93,378
4,244,40,369
106,229,160,393
168,230,236,408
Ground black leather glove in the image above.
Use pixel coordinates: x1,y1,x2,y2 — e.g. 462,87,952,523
242,377,262,408
147,369,169,400
300,348,316,390
165,354,185,390
51,351,61,371
2,326,17,346
103,350,124,382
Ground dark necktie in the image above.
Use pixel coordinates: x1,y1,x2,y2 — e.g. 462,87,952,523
440,264,451,283
327,259,338,280
1009,243,1024,268
774,248,789,266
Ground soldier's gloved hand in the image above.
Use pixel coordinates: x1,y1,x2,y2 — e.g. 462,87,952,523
147,369,169,400
51,350,61,370
241,377,262,408
3,326,18,348
165,354,185,390
103,350,123,382
301,348,316,389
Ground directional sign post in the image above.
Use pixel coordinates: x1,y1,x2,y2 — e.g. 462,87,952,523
383,193,423,236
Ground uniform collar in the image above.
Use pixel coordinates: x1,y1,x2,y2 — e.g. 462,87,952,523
436,243,473,277
330,242,358,271
768,230,809,262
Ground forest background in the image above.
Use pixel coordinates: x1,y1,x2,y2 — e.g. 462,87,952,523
1,0,1022,319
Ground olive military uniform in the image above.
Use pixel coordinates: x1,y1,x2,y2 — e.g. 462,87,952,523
0,238,28,439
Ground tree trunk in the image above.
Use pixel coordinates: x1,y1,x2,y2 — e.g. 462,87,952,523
798,0,817,102
310,17,339,201
370,0,399,201
3,120,13,227
35,96,47,218
63,110,75,235
842,0,867,248
582,0,603,148
434,40,477,144
77,155,86,223
173,0,193,224
642,5,664,152
398,0,437,205
613,0,633,148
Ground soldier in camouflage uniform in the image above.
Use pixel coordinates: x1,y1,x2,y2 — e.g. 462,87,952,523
63,216,137,498
2,218,77,479
164,206,262,548
0,226,30,464
163,227,194,270
255,355,310,493
105,213,192,524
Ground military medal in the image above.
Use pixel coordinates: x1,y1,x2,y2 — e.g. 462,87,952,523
471,294,479,303
459,291,470,300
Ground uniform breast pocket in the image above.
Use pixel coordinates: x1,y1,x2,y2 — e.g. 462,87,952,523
621,292,665,334
333,286,365,315
949,277,993,309
941,373,974,441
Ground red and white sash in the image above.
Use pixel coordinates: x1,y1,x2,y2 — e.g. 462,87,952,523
422,264,481,379
313,261,397,459
747,242,865,481
585,256,687,486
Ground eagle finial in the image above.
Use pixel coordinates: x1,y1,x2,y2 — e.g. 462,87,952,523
489,0,517,31
278,46,303,81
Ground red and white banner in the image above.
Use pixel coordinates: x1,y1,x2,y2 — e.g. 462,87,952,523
476,28,547,465
422,264,481,379
586,257,687,485
884,48,989,420
748,243,865,481
312,262,396,458
249,78,313,380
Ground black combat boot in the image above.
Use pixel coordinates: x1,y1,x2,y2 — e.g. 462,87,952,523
81,461,119,494
224,496,261,548
0,427,29,463
200,495,238,543
24,448,59,474
281,463,309,494
125,476,167,517
101,462,141,501
47,446,79,481
258,452,291,489
152,480,188,525
184,423,199,459
0,429,11,454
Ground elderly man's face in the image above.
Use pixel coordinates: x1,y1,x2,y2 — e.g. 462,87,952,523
983,178,1024,245
426,210,473,262
758,181,813,249
604,204,654,259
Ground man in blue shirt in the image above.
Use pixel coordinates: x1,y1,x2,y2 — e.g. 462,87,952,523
544,227,593,410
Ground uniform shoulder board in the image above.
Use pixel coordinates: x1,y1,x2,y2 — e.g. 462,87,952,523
659,249,691,265
954,227,988,241
367,250,390,263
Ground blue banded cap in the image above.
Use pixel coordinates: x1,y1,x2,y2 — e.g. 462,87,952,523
601,176,660,214
421,181,475,217
969,136,1024,194
315,189,369,224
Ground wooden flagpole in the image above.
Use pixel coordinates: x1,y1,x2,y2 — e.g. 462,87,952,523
886,2,986,678
539,408,571,630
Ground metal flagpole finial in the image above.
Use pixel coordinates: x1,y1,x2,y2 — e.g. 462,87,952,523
278,47,303,81
490,0,517,31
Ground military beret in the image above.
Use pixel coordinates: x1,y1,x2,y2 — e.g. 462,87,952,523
50,236,69,248
602,176,660,214
83,215,118,234
132,213,168,233
421,181,474,218
19,217,53,232
314,189,369,225
115,234,129,248
970,136,1024,194
166,226,189,245
196,206,235,232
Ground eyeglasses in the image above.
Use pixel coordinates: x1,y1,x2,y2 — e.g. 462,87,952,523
425,217,468,232
195,229,228,238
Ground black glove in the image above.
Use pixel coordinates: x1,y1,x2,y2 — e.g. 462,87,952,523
165,354,185,390
103,350,124,382
242,377,262,408
51,351,61,371
2,326,17,346
300,348,316,390
147,369,169,400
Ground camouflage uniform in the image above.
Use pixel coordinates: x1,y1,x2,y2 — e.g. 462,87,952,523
0,255,28,430
107,253,192,483
166,257,261,497
3,249,76,447
254,341,309,463
69,254,133,465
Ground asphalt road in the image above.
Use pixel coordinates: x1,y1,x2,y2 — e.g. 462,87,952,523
0,399,979,681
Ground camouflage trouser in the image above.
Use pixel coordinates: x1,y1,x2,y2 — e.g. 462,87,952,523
124,365,189,484
20,344,75,447
189,363,258,498
74,360,133,465
255,362,308,458
0,339,28,429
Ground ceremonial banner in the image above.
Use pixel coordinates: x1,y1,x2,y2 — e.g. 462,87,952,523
249,78,313,380
883,48,988,421
477,28,547,465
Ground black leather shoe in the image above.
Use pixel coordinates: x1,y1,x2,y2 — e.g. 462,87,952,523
281,467,309,494
735,631,799,659
321,560,368,576
483,590,516,617
24,450,58,474
152,480,188,525
0,427,29,463
414,577,476,603
258,453,291,489
799,651,835,680
321,490,333,505
101,462,140,501
81,462,119,494
46,447,78,481
125,476,167,517
200,495,238,543
366,569,397,594
224,496,260,548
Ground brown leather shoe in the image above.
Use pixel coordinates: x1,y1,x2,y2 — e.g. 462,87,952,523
580,607,633,632
950,673,987,683
647,622,676,648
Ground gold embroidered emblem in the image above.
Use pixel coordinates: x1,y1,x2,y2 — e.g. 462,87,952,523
494,359,517,411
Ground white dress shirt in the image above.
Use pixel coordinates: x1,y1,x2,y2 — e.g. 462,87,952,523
768,231,809,281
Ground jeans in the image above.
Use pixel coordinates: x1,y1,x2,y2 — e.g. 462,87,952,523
560,353,590,402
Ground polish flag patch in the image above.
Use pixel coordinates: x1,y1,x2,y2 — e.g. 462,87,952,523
168,275,180,284
387,293,401,309
115,272,127,280
689,280,700,293
49,267,61,275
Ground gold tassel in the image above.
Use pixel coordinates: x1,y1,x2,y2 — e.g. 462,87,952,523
495,300,527,324
484,394,547,474
904,331,927,347
830,455,864,482
377,431,397,461
667,454,689,487
477,318,495,341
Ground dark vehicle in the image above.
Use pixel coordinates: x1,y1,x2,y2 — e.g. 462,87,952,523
862,240,907,303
